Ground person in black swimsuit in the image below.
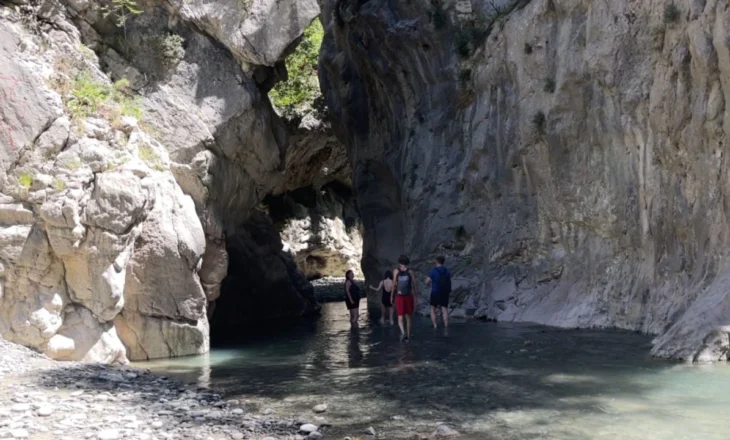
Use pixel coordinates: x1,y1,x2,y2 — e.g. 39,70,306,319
369,270,394,325
344,270,361,326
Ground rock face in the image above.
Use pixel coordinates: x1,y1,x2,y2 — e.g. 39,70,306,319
0,0,324,361
320,0,730,361
268,183,362,279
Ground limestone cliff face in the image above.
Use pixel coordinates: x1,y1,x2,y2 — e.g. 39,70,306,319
321,0,730,361
0,0,326,362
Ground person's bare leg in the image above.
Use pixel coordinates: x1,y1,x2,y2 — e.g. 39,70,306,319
398,315,405,339
430,306,438,329
380,303,386,324
405,314,412,339
442,306,449,328
389,307,394,325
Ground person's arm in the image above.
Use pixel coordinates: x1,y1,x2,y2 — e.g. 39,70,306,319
345,280,354,304
425,276,432,287
391,270,398,304
369,281,383,291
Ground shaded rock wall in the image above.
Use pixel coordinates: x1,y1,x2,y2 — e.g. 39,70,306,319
320,0,730,362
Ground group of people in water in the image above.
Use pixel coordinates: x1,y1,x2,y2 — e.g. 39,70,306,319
343,255,452,342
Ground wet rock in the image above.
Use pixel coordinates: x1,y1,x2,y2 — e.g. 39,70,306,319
430,425,460,438
312,404,327,413
308,431,323,439
365,427,376,435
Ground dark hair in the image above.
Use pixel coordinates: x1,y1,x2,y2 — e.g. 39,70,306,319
436,255,445,265
398,254,410,266
345,270,354,280
384,270,393,280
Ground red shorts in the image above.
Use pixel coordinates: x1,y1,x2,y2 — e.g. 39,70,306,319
396,294,414,316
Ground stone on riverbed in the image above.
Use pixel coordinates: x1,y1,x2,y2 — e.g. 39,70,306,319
97,429,120,440
10,429,29,439
299,423,318,433
312,404,327,413
37,406,54,416
365,426,376,435
430,425,460,438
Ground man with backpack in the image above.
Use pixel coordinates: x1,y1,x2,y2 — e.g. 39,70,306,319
426,256,452,329
392,254,418,342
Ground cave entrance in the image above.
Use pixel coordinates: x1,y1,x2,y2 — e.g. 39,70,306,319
208,18,363,346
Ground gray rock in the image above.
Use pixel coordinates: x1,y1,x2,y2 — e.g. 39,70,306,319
307,432,323,440
299,424,318,434
318,0,730,362
312,404,327,413
431,425,460,438
365,427,376,436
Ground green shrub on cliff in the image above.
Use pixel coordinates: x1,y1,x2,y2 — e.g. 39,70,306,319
60,71,142,124
269,20,324,118
664,3,680,24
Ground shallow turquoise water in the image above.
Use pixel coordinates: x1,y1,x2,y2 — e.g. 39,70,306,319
137,302,730,439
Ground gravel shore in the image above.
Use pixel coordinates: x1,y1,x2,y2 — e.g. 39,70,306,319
0,339,320,440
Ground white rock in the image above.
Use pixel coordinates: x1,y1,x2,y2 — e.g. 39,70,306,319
10,429,29,439
97,429,120,440
299,424,318,434
312,404,327,413
37,407,54,417
365,427,376,436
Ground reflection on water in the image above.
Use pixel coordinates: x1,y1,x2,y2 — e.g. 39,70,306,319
136,303,730,439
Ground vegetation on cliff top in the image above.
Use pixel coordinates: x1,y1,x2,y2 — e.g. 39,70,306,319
269,20,324,119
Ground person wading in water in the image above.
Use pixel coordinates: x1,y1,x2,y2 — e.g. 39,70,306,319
426,255,452,329
392,255,418,342
344,270,361,326
369,270,394,325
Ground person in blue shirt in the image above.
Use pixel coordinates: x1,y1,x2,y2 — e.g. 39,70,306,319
425,256,452,329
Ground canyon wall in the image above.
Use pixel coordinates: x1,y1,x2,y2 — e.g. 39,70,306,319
321,0,730,362
0,0,347,362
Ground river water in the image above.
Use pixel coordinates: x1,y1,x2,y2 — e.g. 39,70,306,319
137,302,730,439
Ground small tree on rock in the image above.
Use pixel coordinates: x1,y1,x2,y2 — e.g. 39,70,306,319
102,0,142,38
